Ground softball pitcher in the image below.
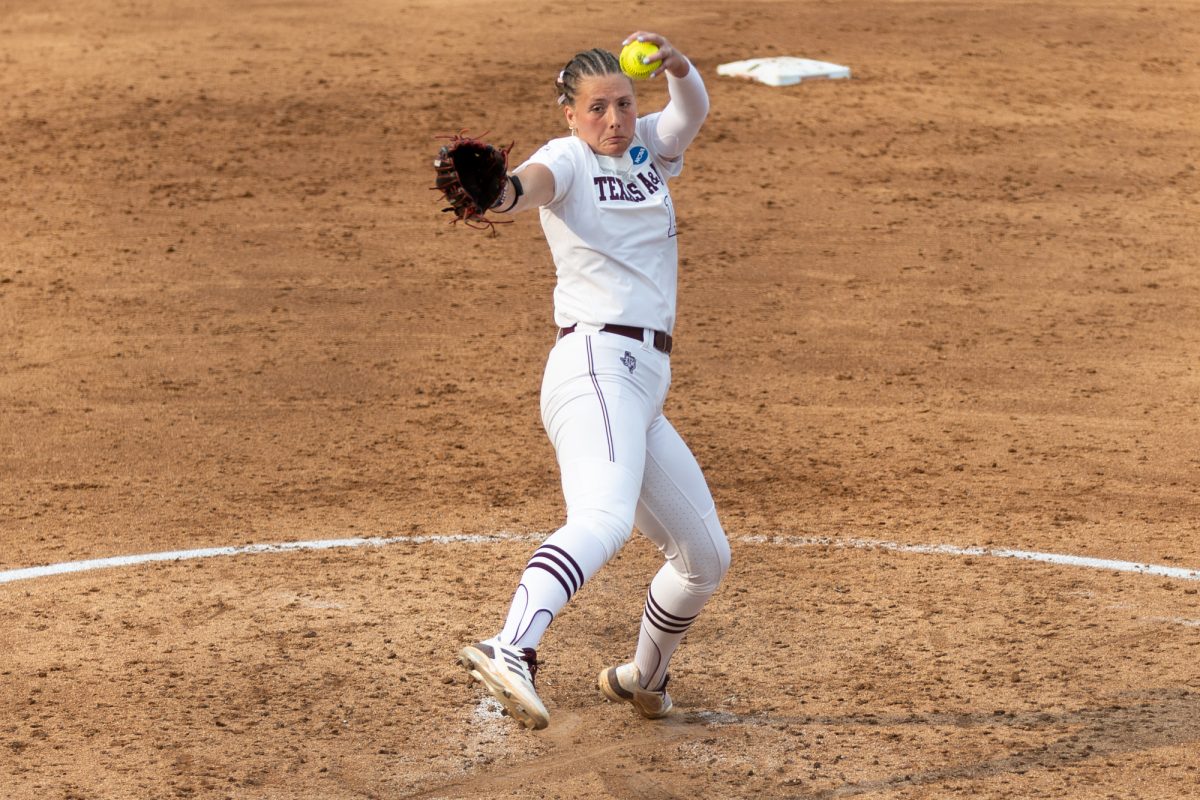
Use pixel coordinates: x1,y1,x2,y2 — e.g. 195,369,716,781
450,32,730,730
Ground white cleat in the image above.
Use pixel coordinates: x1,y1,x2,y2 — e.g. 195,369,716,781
458,638,549,730
598,662,673,719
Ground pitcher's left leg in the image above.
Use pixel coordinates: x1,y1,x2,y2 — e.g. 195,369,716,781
599,415,731,717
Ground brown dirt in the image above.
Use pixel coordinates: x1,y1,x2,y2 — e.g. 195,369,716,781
2,0,1199,797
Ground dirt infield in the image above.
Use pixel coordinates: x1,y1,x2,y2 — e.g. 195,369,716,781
2,0,1199,797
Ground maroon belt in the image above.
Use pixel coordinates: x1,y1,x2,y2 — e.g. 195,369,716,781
558,324,673,355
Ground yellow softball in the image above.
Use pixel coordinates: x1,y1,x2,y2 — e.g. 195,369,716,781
620,40,661,80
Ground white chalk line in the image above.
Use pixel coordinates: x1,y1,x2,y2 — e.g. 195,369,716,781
0,534,541,586
1,532,1198,587
742,535,1200,581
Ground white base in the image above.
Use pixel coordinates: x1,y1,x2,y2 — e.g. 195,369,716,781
716,56,851,87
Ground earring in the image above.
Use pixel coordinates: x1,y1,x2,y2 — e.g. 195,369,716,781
569,127,577,136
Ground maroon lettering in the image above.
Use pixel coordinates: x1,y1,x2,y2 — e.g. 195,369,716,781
596,173,660,203
616,177,633,202
637,171,660,196
603,176,622,201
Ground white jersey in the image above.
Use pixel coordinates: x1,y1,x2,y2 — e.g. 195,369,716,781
521,112,685,334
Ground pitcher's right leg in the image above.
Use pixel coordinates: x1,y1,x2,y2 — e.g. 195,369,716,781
463,333,657,728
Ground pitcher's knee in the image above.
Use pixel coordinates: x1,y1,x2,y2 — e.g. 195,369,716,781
684,512,730,596
566,507,634,561
712,525,732,581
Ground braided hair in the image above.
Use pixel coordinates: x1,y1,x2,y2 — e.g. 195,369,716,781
555,48,624,107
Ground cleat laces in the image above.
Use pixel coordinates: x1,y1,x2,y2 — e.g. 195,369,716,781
520,647,540,684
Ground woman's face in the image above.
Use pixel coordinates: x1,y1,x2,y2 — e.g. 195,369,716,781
564,73,637,157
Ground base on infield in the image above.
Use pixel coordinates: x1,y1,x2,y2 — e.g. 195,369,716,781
716,56,851,86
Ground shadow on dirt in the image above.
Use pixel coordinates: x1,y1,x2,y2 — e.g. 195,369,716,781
699,687,1199,799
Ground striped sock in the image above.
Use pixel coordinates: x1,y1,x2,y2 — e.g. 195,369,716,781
633,564,710,691
498,526,610,650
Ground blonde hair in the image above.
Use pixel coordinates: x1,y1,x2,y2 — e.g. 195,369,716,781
555,48,623,106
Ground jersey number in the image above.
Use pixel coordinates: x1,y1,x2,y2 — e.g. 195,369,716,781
664,195,677,238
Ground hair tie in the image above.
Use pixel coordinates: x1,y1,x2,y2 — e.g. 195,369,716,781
556,70,565,85
557,93,567,105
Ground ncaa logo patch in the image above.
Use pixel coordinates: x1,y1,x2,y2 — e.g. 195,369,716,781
620,351,637,373
629,146,648,165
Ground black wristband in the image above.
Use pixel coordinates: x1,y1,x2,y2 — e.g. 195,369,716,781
500,173,523,213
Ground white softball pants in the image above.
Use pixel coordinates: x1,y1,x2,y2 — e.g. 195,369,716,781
499,325,730,689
